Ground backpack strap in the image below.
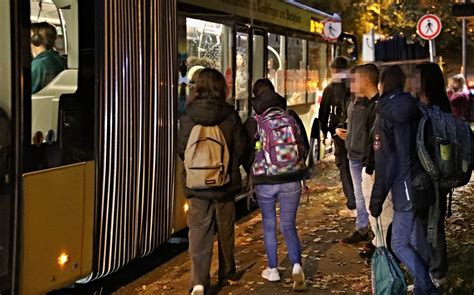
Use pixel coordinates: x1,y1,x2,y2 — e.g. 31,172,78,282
416,114,441,180
427,181,440,247
447,189,453,218
261,107,285,117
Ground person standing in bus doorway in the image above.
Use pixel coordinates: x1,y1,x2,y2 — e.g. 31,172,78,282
370,65,439,295
319,57,356,214
244,79,309,291
345,64,393,261
30,22,66,94
177,68,249,295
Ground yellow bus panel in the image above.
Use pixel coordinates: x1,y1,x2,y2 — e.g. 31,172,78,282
21,163,89,295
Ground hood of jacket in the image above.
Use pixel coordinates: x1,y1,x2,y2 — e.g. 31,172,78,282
377,89,420,124
186,97,235,126
250,90,287,115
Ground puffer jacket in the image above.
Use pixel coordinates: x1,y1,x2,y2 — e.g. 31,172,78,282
370,89,422,212
244,90,309,184
177,97,249,201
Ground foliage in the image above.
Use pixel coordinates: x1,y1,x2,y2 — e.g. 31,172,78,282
341,0,474,68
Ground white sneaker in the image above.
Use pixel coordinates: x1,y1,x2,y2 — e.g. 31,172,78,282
191,284,204,295
261,267,280,281
292,263,307,291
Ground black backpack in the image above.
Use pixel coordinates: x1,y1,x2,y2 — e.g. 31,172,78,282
416,105,473,245
417,105,473,189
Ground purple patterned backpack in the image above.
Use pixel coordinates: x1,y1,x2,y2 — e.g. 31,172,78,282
252,107,307,176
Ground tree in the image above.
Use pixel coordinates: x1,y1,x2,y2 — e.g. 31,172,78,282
341,0,474,70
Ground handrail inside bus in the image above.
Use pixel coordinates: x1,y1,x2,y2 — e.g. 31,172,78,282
282,0,341,21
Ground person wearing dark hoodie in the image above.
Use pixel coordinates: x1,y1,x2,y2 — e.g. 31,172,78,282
319,56,356,212
244,79,309,291
370,65,439,295
411,62,452,288
177,68,249,295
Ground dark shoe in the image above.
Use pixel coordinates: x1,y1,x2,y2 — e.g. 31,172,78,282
346,200,356,210
359,246,375,260
340,231,370,244
359,241,376,252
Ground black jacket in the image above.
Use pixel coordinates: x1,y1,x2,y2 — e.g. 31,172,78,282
370,90,422,213
345,94,378,172
244,90,309,184
318,79,351,138
177,97,250,201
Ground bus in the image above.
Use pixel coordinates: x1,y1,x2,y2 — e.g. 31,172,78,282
0,0,352,294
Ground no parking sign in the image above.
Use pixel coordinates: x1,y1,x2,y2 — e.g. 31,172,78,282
417,14,442,40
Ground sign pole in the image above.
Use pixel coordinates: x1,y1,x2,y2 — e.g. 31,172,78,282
429,40,434,62
417,14,442,63
462,17,467,76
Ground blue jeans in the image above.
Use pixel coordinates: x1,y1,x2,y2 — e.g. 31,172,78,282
392,210,438,295
255,181,302,269
349,160,369,231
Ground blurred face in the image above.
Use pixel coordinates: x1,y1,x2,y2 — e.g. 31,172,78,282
350,71,365,97
378,81,384,95
412,71,422,96
452,80,461,92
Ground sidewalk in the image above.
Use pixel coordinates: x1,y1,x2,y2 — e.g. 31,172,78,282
114,157,373,294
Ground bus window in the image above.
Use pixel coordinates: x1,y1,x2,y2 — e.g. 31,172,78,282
30,0,66,55
186,18,233,103
30,0,77,146
235,31,249,121
287,37,307,106
267,33,285,95
308,41,328,104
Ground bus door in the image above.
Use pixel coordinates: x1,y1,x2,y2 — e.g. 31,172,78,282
234,25,250,122
251,28,267,88
0,0,15,292
17,0,96,294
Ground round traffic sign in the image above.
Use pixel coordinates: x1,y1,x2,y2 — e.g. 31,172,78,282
322,19,342,42
417,14,442,40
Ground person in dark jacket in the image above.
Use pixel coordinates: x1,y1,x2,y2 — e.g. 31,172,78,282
345,64,394,264
244,79,309,181
244,79,309,291
319,56,356,211
370,65,439,295
342,64,379,245
412,62,452,287
177,68,249,295
30,22,66,94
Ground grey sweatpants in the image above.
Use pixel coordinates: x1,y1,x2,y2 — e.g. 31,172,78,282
188,197,236,289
